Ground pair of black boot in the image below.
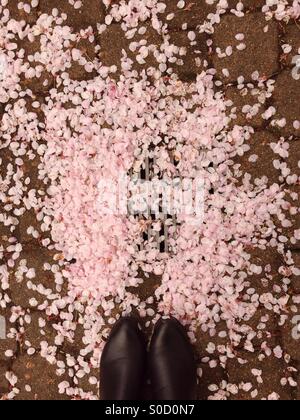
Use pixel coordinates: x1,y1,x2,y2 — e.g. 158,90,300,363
100,317,197,400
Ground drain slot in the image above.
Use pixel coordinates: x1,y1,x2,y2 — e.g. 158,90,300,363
130,156,177,253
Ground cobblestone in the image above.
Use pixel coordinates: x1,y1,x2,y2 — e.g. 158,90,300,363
281,24,300,67
227,351,293,400
212,13,279,83
272,69,300,137
38,0,105,30
232,130,281,186
225,84,268,128
281,310,300,362
12,354,68,400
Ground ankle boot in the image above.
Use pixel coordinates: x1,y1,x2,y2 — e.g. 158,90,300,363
149,318,197,400
100,317,147,400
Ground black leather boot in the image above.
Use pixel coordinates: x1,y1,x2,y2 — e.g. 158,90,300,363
100,317,147,400
149,318,197,400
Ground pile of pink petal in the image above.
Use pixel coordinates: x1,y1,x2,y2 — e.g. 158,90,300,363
40,66,292,335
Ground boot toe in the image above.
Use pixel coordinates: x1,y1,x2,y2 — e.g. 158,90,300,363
100,317,146,400
149,318,197,400
103,318,144,361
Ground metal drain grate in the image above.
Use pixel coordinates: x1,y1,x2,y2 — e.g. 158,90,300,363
128,150,205,254
129,155,178,253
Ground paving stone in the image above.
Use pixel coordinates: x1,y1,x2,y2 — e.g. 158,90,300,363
75,367,99,395
286,139,300,178
18,35,41,61
17,37,55,95
9,278,48,310
5,0,38,25
165,31,209,81
19,311,57,352
130,272,161,302
281,24,300,67
237,309,280,351
243,246,284,295
0,153,18,241
67,39,98,81
0,308,18,364
232,130,281,186
234,247,285,350
291,252,300,294
297,370,300,400
98,22,162,76
0,148,15,181
22,154,47,193
18,36,55,95
0,219,17,252
62,323,85,357
21,72,54,97
279,185,300,250
9,247,58,309
16,209,43,245
272,69,300,137
99,23,163,76
12,354,68,400
212,13,279,83
225,85,268,128
281,310,300,362
21,97,46,128
159,0,215,30
38,0,105,31
194,322,228,359
228,0,266,8
0,363,9,399
16,35,54,95
97,24,124,72
197,363,227,401
227,352,292,400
